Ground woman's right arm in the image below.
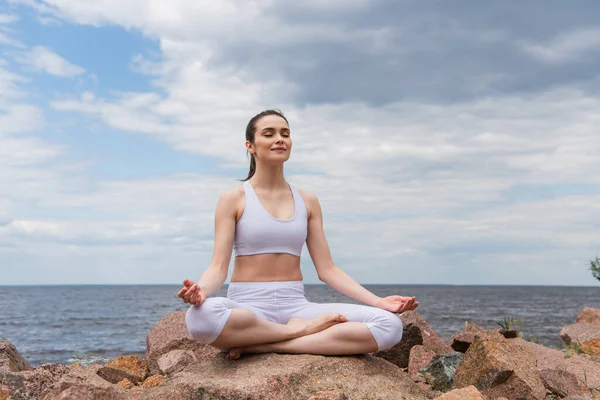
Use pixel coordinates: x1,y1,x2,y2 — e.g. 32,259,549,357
179,189,239,305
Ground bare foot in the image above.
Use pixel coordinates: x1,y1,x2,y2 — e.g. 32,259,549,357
288,313,348,337
226,347,242,360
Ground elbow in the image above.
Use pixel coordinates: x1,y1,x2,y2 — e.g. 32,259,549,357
316,263,336,283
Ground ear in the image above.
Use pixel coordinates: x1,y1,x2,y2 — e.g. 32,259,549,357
245,141,255,154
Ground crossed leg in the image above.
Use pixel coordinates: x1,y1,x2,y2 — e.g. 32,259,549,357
226,302,403,359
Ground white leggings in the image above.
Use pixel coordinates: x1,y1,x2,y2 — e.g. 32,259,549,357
185,281,403,351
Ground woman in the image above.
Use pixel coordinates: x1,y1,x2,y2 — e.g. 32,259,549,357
178,110,418,359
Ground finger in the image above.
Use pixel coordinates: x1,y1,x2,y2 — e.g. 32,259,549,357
183,286,197,303
183,279,194,288
177,287,188,298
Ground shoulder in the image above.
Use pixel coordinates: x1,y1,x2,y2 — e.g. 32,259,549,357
215,184,245,216
295,186,321,219
219,184,245,202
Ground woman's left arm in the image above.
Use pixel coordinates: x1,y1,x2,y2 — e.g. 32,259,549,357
302,190,417,312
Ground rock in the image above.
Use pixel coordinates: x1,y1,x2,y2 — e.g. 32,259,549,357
0,341,31,372
0,386,8,400
375,311,453,368
136,353,429,400
519,338,600,390
539,368,589,398
146,310,219,375
142,374,166,389
0,363,69,400
308,390,348,400
97,355,149,384
449,322,503,353
42,364,130,400
117,378,135,389
498,328,519,339
452,336,545,400
582,339,600,356
419,353,464,392
577,307,600,324
560,323,600,345
157,349,197,376
408,345,436,376
434,385,484,400
69,363,82,369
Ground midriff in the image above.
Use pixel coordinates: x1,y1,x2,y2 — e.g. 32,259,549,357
231,253,303,282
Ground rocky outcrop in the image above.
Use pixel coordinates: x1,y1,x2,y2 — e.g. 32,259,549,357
582,338,600,355
97,355,149,384
0,341,31,372
156,349,197,376
145,310,219,375
374,311,453,368
42,364,130,399
419,353,464,392
576,307,600,324
408,345,435,376
452,336,546,400
433,385,484,400
449,322,504,353
519,338,600,390
560,323,600,346
136,353,428,400
539,368,590,398
0,363,69,400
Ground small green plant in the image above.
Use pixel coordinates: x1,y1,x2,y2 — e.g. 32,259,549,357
590,256,600,282
564,340,584,357
496,317,524,331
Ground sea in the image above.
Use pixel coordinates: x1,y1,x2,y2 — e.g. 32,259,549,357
0,285,598,367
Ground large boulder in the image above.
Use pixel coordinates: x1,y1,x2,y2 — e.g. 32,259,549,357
408,345,435,376
560,323,600,346
576,307,600,324
41,364,130,400
0,363,69,400
539,368,590,398
419,353,464,392
156,349,197,376
375,311,453,368
0,341,31,372
449,322,503,353
518,338,600,390
582,339,600,356
145,310,219,375
137,353,429,400
452,336,545,400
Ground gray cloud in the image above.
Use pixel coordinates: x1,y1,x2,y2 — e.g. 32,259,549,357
205,1,600,105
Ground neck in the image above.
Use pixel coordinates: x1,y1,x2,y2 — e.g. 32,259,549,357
250,162,286,189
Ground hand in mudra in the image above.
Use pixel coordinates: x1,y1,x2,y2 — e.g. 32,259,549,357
375,296,419,314
177,279,206,306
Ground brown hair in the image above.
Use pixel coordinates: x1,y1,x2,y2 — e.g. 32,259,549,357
240,109,289,181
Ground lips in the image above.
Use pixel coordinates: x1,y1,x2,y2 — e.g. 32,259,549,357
272,148,286,151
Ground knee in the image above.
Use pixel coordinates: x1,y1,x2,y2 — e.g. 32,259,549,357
369,310,404,351
185,297,230,344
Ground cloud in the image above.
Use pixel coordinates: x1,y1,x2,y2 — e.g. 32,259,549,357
520,28,600,64
18,46,86,77
1,0,599,285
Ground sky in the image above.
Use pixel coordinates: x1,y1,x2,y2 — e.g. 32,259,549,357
1,1,599,286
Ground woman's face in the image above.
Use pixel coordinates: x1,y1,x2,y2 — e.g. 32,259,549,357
248,115,292,164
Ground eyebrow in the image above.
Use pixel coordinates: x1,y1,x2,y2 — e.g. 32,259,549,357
261,127,290,133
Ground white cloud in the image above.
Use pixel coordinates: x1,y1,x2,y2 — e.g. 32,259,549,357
19,46,86,77
0,13,19,24
520,27,600,64
1,0,599,286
